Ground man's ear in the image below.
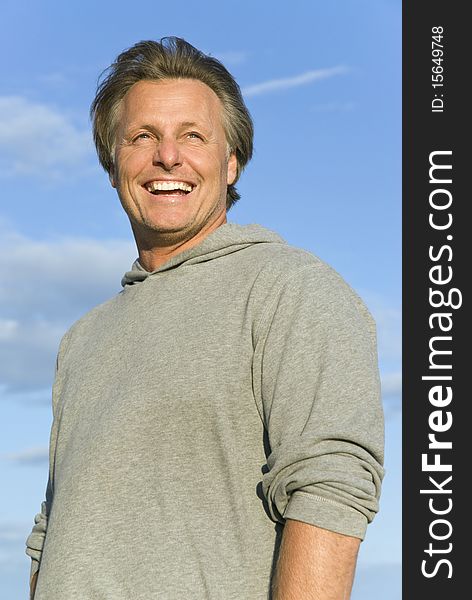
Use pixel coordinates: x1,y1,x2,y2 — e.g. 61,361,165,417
227,152,238,186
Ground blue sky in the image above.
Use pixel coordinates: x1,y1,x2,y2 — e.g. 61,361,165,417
0,1,401,597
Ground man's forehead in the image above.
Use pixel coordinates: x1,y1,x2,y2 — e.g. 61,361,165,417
123,79,220,108
118,79,224,126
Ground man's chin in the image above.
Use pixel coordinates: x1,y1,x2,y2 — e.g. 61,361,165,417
129,204,226,251
131,218,198,247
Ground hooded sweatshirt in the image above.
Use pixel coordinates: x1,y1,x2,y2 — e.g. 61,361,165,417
26,223,384,600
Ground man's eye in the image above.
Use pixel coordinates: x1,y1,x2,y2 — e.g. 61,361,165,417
133,133,151,142
187,132,203,140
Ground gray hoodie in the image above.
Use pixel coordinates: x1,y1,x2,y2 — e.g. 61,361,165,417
26,223,384,600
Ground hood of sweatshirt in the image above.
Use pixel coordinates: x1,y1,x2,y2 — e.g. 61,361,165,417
121,222,285,287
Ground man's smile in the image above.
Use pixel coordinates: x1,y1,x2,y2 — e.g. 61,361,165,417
144,180,196,195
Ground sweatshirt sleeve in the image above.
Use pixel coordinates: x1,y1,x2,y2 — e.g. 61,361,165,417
253,263,385,540
25,330,70,579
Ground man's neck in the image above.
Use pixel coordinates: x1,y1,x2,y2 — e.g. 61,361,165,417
133,212,227,272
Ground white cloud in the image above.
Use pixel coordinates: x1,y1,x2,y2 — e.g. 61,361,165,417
0,319,18,340
0,527,26,543
381,372,402,397
0,386,51,405
360,292,401,417
0,96,95,180
0,229,135,319
0,521,31,568
242,66,348,97
0,228,135,394
361,292,401,364
380,372,402,417
1,446,48,465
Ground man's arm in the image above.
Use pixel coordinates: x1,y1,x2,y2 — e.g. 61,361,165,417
30,571,38,600
272,519,360,600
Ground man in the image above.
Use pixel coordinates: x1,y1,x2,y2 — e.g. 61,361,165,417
26,37,384,599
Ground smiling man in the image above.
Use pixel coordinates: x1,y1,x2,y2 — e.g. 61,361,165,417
26,37,384,600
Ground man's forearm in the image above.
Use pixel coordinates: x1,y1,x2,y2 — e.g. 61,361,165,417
272,519,361,600
30,571,38,600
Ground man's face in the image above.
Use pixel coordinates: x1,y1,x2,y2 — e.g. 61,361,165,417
111,79,237,246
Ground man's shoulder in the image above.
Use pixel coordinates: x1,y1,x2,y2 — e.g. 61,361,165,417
244,229,374,328
250,237,322,270
242,231,338,288
58,291,124,350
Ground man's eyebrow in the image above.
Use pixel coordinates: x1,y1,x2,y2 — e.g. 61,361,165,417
179,121,208,131
124,121,208,133
122,123,155,135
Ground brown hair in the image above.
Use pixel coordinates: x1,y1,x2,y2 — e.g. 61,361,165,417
90,37,254,209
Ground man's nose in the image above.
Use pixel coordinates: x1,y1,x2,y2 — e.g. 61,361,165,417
153,138,182,170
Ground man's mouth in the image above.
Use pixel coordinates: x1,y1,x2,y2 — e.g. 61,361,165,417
145,181,195,196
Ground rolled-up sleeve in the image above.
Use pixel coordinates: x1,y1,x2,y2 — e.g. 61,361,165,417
253,263,385,540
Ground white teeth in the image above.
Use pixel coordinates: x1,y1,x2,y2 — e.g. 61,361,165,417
146,181,193,193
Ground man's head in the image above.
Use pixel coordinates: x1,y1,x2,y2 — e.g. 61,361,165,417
105,77,238,250
90,37,253,211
